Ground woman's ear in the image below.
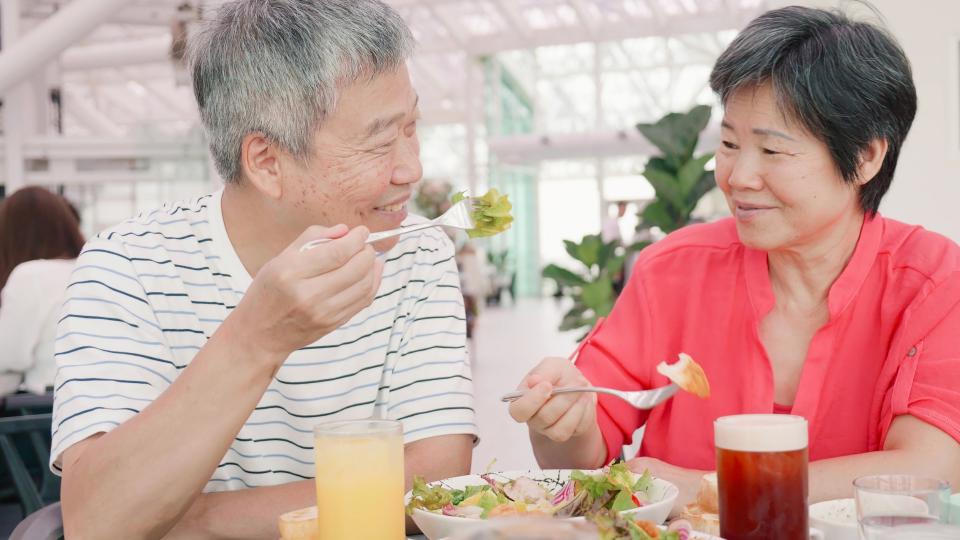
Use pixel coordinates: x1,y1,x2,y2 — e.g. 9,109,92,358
239,133,284,199
857,138,889,186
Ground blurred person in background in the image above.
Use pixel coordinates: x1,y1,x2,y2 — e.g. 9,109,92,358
0,186,84,395
601,201,628,245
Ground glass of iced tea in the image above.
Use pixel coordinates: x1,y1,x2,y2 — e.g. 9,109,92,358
715,414,810,540
314,419,405,539
854,474,951,539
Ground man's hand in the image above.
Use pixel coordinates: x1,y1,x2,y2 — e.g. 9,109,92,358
230,224,384,362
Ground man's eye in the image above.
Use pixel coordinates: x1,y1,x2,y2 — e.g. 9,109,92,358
722,141,739,150
762,148,780,155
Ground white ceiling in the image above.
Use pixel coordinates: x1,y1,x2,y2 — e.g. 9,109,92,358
14,0,766,137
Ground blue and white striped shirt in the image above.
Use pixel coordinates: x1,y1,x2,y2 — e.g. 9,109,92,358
50,189,476,491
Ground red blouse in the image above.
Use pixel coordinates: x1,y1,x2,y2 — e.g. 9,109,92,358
575,216,960,469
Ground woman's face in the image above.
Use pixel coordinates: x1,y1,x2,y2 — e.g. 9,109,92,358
714,83,864,252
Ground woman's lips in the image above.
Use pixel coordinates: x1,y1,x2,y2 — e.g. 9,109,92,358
735,204,775,222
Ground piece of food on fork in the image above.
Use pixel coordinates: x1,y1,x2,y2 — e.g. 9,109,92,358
656,353,710,399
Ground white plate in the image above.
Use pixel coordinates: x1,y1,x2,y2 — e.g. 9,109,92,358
405,469,679,540
809,498,858,540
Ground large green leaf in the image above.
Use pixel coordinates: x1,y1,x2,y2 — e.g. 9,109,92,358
559,304,592,331
575,235,603,269
642,165,683,209
542,264,588,288
677,153,714,196
581,277,614,316
641,199,678,232
636,105,712,163
605,254,625,277
687,171,718,215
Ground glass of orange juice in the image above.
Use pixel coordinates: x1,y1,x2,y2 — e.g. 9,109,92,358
314,419,405,539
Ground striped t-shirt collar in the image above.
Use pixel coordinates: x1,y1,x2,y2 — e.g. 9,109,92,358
207,188,254,294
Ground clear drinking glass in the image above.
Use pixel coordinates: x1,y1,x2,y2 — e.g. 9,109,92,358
715,414,811,540
314,419,405,539
854,475,951,539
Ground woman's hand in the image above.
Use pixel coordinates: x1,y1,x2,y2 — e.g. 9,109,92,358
508,357,598,442
627,456,707,516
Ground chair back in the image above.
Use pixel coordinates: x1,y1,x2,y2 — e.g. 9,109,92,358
0,413,59,516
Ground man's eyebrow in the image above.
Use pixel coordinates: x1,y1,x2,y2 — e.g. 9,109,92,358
721,120,796,142
362,94,420,139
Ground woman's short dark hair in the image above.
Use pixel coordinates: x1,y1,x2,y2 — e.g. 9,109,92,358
0,186,85,294
709,5,917,215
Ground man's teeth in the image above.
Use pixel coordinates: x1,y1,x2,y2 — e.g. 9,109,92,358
378,203,404,212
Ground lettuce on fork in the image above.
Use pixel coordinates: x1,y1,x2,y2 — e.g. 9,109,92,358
452,189,513,238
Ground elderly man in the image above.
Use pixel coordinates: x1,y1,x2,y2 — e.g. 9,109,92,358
51,1,475,537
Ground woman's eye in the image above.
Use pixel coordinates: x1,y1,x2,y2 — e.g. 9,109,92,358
762,148,780,155
722,141,739,150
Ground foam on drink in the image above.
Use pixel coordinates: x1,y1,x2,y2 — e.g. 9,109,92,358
714,413,808,452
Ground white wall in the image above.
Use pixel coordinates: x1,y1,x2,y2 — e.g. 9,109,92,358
767,0,960,242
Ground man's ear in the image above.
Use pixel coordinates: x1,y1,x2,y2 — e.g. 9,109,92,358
856,138,889,186
239,133,284,199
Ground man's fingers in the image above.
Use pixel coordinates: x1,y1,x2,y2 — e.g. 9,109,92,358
293,226,369,278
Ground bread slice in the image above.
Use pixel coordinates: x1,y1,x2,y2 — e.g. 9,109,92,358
655,353,710,398
679,503,721,536
678,472,720,535
278,506,319,540
697,472,718,514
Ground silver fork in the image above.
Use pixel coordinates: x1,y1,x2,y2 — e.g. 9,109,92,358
500,383,679,410
299,198,478,252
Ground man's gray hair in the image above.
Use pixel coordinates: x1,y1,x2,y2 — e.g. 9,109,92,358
188,0,415,183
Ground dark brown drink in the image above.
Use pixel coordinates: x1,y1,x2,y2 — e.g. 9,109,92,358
715,414,809,540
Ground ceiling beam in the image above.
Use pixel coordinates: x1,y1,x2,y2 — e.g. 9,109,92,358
417,10,749,55
0,0,134,94
61,35,172,71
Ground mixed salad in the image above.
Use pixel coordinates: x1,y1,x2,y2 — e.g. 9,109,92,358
452,189,513,238
406,463,691,540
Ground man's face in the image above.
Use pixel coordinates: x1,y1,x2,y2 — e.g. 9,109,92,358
284,64,422,251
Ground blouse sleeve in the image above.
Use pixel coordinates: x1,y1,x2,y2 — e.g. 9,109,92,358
882,279,960,446
574,268,654,463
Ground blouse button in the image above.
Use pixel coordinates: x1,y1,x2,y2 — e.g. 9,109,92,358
907,347,918,357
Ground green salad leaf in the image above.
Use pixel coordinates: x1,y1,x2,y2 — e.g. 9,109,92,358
452,188,513,238
405,475,453,515
589,509,680,540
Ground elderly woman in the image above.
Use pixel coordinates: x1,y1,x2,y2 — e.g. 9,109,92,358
510,5,960,510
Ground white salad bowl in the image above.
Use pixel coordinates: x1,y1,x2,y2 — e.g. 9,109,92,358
405,469,679,540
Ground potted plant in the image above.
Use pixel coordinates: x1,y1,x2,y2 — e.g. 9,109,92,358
544,105,717,339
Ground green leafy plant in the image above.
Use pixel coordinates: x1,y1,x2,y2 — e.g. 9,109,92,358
544,105,716,339
542,234,624,340
634,104,716,236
